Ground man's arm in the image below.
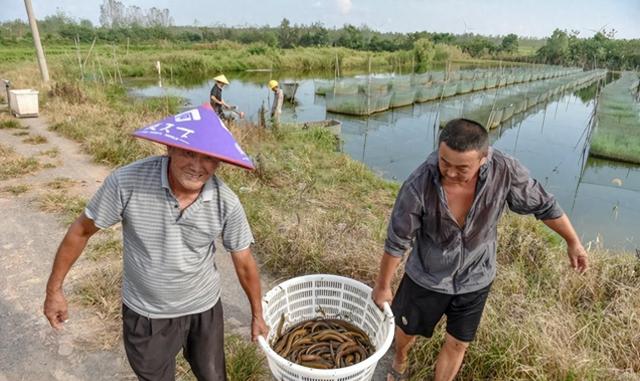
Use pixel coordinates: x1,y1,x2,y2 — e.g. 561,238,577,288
542,214,589,273
230,248,269,341
372,252,403,309
44,213,100,329
210,90,232,109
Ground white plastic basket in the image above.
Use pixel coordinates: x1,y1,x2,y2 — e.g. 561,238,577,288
9,89,39,117
258,274,395,381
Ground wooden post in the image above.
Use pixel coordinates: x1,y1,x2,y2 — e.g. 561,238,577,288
24,0,49,83
74,35,84,80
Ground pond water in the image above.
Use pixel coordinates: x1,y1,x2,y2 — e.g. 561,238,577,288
128,70,639,253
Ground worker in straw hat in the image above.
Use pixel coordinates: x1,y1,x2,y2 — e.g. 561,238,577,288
268,80,284,128
210,74,244,121
44,104,268,381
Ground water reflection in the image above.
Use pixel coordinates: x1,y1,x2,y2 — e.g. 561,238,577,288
128,72,639,252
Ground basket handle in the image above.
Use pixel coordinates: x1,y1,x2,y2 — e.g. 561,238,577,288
257,335,269,350
382,301,394,319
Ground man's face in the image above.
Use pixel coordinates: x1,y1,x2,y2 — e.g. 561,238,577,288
216,81,226,89
167,147,220,193
438,142,487,185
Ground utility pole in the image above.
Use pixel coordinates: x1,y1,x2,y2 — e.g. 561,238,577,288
24,0,50,83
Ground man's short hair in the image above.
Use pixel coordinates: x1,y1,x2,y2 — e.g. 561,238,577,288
438,118,489,154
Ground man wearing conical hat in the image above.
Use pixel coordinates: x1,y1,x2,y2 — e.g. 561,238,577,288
44,105,268,381
210,74,243,121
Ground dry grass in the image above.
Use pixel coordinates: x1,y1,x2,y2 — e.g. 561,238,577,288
38,148,59,158
86,229,122,261
37,191,87,225
46,176,76,190
0,119,26,129
72,263,122,350
22,134,48,144
1,184,30,195
0,143,40,180
12,130,29,136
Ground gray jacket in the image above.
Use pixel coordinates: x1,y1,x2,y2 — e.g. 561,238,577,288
384,148,563,294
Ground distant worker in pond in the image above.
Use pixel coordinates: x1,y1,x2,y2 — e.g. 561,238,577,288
210,74,244,122
268,80,284,128
372,118,589,381
43,105,268,381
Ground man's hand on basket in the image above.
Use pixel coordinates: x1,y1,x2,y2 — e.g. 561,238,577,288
251,314,269,342
372,282,393,311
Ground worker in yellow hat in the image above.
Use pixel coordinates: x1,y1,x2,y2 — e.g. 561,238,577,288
268,80,284,128
210,74,244,120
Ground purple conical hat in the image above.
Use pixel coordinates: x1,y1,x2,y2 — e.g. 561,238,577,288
132,103,254,170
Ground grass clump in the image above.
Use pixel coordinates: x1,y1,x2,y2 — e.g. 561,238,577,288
39,148,60,158
86,229,122,261
0,119,26,129
176,335,267,381
0,143,40,180
22,134,48,144
1,184,30,195
46,177,76,190
37,191,87,225
224,334,268,381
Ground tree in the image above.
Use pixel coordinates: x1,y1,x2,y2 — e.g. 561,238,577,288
459,36,497,57
299,22,329,47
537,29,569,65
278,18,297,48
413,38,435,68
501,33,518,54
336,24,366,50
99,0,125,28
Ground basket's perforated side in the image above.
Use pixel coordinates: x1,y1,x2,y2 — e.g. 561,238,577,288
261,275,394,381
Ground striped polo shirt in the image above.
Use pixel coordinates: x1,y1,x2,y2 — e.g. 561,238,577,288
85,155,254,318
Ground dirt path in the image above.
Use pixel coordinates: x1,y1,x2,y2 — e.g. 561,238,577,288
0,112,392,380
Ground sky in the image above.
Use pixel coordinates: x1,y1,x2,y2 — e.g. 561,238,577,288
1,0,639,39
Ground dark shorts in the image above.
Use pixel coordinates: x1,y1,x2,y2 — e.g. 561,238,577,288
391,275,492,342
123,301,226,381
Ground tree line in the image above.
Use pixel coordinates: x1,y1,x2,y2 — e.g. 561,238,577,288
1,6,638,70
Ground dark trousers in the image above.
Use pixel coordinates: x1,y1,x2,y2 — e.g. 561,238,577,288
122,301,226,381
